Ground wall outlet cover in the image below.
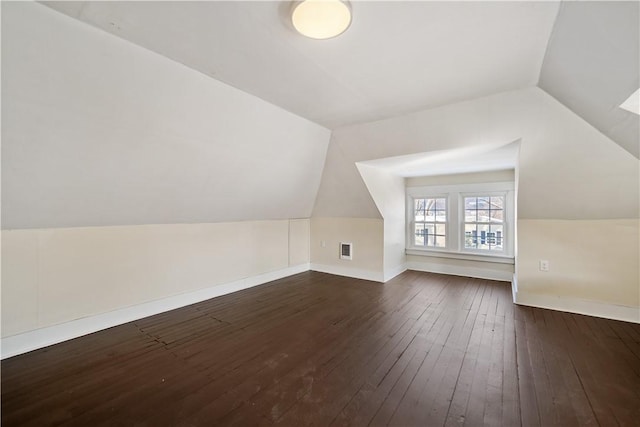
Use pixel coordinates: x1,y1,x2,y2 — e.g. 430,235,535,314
539,260,549,272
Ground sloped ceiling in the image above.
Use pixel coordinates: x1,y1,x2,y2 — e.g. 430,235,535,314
41,1,560,129
4,1,637,229
539,1,639,158
355,140,520,178
312,87,638,220
41,1,639,158
2,3,329,229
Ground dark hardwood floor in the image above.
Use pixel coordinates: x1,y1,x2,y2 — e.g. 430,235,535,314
2,271,639,426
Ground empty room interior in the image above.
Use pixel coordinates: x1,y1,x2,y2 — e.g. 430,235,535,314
1,1,639,426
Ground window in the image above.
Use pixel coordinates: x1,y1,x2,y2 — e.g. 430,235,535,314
406,182,514,260
464,195,504,252
413,197,447,248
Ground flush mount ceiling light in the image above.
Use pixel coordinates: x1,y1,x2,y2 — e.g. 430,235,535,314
291,0,352,40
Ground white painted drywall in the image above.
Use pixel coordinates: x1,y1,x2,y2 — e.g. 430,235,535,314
539,1,639,158
312,87,639,317
313,87,638,220
0,3,327,343
405,256,514,282
359,142,519,178
2,219,310,338
404,170,516,280
289,219,310,267
356,164,406,280
518,219,639,308
1,2,330,229
406,170,516,187
42,1,560,129
310,218,384,281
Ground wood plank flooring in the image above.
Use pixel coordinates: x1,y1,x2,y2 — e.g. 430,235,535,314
2,271,639,426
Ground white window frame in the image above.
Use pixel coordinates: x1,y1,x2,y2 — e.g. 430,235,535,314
409,195,450,250
460,191,510,255
406,182,515,263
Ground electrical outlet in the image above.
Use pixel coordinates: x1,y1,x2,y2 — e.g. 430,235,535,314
321,240,326,248
539,260,549,272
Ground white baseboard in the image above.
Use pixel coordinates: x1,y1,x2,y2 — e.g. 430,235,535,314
406,261,512,282
1,263,310,360
310,263,384,282
8,263,633,360
515,290,640,324
384,264,408,282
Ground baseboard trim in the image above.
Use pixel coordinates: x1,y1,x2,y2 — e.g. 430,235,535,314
310,263,384,282
515,290,640,324
384,264,408,282
406,261,512,282
1,263,311,360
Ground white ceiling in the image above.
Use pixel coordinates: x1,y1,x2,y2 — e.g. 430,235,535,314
42,1,560,129
356,140,520,178
539,1,639,158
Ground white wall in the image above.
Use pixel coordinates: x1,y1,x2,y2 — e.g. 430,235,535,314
356,164,406,280
313,88,638,220
289,219,311,267
405,170,516,282
310,218,384,282
405,255,514,282
406,170,515,187
538,1,640,158
312,87,639,319
2,220,311,339
1,2,330,229
517,219,639,311
0,2,329,348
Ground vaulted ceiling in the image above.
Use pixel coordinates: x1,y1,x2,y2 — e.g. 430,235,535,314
539,1,639,158
42,1,639,158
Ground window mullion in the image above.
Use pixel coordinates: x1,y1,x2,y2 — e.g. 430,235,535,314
406,183,513,257
448,193,458,251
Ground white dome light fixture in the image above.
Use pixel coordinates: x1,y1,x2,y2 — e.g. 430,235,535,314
291,0,352,40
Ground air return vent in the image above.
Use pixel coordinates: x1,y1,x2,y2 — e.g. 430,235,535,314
340,242,353,260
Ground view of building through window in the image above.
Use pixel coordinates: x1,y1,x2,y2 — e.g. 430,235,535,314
464,196,504,251
414,197,446,247
408,184,513,256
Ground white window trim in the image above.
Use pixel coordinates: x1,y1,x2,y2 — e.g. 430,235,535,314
406,182,515,261
410,194,450,250
459,190,512,256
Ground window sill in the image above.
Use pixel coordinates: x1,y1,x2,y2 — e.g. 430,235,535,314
405,248,514,264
